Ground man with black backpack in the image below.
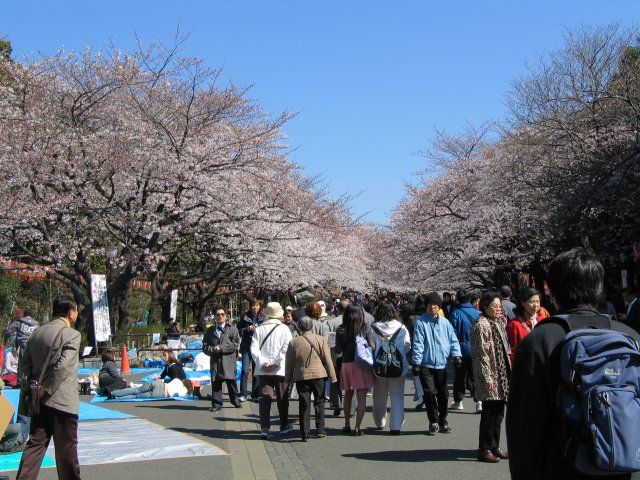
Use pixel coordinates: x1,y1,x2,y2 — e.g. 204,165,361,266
507,248,640,479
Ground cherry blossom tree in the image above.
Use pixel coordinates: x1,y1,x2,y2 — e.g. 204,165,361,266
0,38,372,335
386,24,640,293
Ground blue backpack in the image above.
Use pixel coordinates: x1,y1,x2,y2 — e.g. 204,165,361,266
555,314,640,475
355,334,374,369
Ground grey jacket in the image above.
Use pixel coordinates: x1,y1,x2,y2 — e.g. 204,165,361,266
501,298,517,321
23,317,81,415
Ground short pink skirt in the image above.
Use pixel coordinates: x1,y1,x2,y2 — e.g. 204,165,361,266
340,362,375,391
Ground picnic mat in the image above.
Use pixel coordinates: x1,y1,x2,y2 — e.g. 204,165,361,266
0,451,55,472
2,390,133,421
48,418,226,465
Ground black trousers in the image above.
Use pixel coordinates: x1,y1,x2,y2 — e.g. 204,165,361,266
17,404,80,480
418,367,449,426
478,400,505,451
297,379,326,438
212,377,240,407
453,356,476,402
329,359,342,407
258,375,289,430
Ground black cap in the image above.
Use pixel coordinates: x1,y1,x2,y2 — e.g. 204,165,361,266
424,292,442,308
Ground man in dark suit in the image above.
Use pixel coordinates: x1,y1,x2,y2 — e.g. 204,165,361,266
17,296,81,480
203,307,241,412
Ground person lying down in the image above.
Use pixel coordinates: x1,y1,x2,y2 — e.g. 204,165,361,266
108,378,193,400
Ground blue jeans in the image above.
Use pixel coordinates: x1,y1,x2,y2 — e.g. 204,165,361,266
16,414,30,439
240,352,258,398
111,380,164,399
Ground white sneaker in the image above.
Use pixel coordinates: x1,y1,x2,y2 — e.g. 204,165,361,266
475,401,483,413
449,401,463,411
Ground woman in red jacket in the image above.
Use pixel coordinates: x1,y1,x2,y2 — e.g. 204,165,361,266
506,288,543,363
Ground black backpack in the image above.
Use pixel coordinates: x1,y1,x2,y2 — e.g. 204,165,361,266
371,325,404,378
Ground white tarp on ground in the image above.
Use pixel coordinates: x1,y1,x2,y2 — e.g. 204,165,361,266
48,418,226,465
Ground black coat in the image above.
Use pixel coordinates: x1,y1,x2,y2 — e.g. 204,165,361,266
159,362,186,382
237,314,266,353
203,323,239,380
506,309,639,480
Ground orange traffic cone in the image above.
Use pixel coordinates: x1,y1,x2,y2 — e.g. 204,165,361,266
120,344,132,375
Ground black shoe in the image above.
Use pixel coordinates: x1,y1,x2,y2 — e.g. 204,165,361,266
333,407,341,417
390,430,401,435
491,448,508,459
477,449,500,463
342,425,351,434
316,430,326,438
301,436,308,442
209,406,222,413
439,424,451,433
415,401,424,410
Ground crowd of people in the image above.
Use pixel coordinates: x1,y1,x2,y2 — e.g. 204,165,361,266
191,248,640,480
3,247,640,479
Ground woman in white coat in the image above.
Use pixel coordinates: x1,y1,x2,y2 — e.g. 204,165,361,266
371,300,411,434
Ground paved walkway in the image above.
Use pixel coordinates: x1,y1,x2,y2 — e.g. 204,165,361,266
30,380,512,480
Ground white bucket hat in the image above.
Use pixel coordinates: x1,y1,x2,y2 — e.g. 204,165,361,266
264,302,284,319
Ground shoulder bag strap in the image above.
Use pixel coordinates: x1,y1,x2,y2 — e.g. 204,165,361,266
38,326,66,385
371,324,388,340
549,313,612,333
390,327,402,342
458,308,476,323
301,334,327,369
260,324,281,350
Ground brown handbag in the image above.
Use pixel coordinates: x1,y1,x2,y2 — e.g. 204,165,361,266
25,327,66,416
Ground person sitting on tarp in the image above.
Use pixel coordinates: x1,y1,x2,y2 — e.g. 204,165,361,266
98,348,128,396
0,348,19,387
156,349,186,382
0,379,26,454
108,378,193,400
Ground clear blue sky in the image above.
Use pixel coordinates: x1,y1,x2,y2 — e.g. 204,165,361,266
4,1,639,223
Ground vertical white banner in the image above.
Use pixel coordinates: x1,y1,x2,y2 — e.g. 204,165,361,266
90,274,112,342
170,289,178,321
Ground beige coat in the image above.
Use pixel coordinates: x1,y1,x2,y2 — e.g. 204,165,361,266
470,315,511,401
285,332,337,384
23,317,81,415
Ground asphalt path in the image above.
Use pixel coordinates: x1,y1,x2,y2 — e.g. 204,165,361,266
30,373,511,480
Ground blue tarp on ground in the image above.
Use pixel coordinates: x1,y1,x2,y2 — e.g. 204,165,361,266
0,451,55,472
139,369,212,383
90,394,197,403
2,390,133,421
139,362,241,383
